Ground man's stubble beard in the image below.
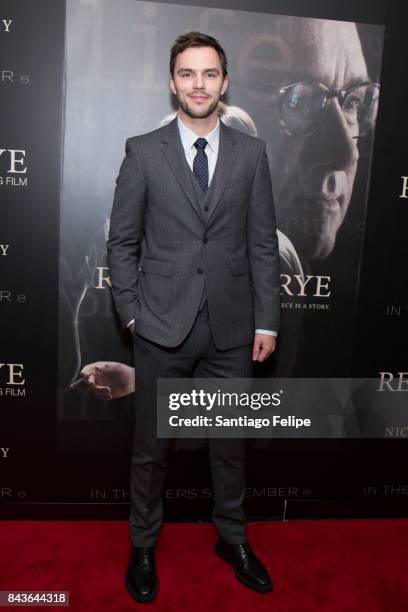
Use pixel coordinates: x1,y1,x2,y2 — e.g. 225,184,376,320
178,95,219,120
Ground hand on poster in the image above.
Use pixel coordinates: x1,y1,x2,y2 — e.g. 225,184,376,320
79,362,135,400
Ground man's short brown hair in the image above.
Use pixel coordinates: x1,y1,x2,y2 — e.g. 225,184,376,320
170,31,228,78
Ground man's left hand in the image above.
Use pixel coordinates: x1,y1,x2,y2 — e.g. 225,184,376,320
252,334,277,362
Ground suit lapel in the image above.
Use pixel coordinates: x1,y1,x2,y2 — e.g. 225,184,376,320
206,121,237,224
159,116,237,226
160,117,204,223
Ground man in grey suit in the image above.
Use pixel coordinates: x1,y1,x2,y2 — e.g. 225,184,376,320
107,31,280,603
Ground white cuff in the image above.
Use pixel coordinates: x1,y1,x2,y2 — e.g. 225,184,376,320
255,329,277,337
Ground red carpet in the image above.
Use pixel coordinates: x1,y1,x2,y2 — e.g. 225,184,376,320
1,519,407,611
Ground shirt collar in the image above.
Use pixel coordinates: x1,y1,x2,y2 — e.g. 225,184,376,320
177,115,220,155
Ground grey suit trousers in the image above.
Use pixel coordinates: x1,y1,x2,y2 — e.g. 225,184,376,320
130,302,253,547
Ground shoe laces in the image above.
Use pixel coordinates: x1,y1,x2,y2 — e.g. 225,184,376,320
237,543,250,557
134,546,154,563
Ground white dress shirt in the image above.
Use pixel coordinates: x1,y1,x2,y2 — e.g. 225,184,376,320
128,115,277,338
177,114,219,186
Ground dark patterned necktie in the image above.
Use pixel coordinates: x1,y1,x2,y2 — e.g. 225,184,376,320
193,138,209,193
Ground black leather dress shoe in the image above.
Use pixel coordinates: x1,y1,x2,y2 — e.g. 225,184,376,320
215,538,273,593
125,546,159,603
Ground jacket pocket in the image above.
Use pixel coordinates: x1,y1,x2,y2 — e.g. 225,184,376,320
140,258,174,276
230,257,250,275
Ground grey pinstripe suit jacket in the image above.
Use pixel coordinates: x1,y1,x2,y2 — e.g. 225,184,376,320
107,116,280,350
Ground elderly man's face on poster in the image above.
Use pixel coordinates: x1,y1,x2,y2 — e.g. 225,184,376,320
245,18,378,261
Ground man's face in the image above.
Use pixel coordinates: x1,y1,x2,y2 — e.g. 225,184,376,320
169,46,228,120
264,20,369,260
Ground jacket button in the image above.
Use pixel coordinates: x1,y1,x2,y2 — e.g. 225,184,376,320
203,237,208,244
197,268,203,274
204,205,209,211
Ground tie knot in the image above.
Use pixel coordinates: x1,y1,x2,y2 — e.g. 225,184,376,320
194,138,208,152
